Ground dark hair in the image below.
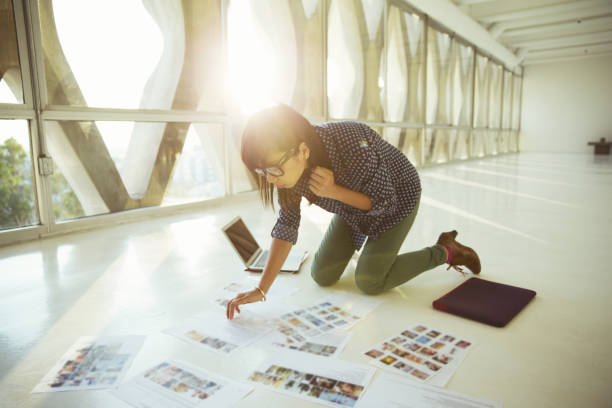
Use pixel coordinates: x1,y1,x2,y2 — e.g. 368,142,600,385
241,104,331,210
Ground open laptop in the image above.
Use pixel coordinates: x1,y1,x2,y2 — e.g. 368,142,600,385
222,216,308,273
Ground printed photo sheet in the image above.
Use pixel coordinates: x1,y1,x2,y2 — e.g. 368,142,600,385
271,293,382,344
247,349,376,408
359,372,502,408
258,330,353,358
111,359,253,408
362,323,473,385
164,311,272,355
319,292,383,329
32,335,145,393
212,278,299,317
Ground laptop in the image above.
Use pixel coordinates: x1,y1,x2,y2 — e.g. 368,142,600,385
222,216,308,273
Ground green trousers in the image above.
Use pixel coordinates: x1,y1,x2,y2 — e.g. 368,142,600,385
310,197,447,295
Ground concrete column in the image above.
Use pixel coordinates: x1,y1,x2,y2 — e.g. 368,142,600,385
0,0,23,102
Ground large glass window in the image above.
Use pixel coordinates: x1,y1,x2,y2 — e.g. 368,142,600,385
488,62,503,129
426,27,453,126
453,130,470,160
0,120,38,230
327,0,384,121
384,6,424,124
453,42,474,127
0,0,25,103
45,120,225,221
424,129,451,164
1,0,527,239
473,54,490,129
40,0,224,111
512,75,522,130
501,70,513,129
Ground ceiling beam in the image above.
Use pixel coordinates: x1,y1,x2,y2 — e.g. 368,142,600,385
487,4,612,39
456,0,498,5
479,0,607,24
511,31,612,50
523,41,612,60
502,14,612,38
404,0,521,68
523,50,612,65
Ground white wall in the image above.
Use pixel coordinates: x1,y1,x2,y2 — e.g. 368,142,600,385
520,55,612,153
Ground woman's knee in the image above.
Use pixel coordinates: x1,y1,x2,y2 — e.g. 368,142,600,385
310,262,342,287
354,273,385,295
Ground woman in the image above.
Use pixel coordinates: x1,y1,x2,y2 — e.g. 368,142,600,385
226,104,480,320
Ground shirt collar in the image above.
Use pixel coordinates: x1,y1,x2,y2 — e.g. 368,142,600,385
291,167,316,201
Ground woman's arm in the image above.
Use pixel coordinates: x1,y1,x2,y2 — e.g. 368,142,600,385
330,184,372,211
309,166,372,211
226,237,292,320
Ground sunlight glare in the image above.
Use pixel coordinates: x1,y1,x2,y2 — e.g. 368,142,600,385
227,0,281,115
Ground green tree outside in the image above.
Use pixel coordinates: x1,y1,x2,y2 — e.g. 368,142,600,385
1,137,85,230
0,137,36,229
50,170,85,221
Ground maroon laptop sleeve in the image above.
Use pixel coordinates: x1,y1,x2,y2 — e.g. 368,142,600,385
432,278,536,327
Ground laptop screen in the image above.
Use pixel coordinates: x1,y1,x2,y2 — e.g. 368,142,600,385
223,218,260,264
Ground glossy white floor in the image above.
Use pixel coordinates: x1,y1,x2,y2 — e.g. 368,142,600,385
1,152,611,408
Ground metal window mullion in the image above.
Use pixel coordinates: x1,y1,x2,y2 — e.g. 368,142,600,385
357,121,425,128
469,46,476,158
14,0,55,233
26,0,48,109
41,107,228,123
382,0,388,126
507,73,514,136
498,69,505,153
449,37,458,161
517,70,524,151
0,225,46,247
220,0,232,196
223,119,232,196
421,15,428,166
0,104,35,119
323,0,329,122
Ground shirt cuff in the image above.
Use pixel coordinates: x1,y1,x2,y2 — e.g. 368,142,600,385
271,222,298,245
364,196,391,216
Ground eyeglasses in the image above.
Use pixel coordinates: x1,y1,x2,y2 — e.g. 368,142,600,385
254,148,297,177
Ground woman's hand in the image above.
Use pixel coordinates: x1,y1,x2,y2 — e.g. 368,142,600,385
226,289,264,320
309,166,339,199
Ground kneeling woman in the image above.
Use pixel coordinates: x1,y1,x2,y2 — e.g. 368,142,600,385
226,104,480,319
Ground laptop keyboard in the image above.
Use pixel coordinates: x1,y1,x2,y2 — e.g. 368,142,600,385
253,250,268,268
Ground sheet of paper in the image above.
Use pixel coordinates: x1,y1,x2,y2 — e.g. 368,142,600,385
270,293,382,343
32,335,145,393
111,359,253,408
362,323,473,386
318,292,383,328
359,372,502,408
212,278,299,316
164,311,272,355
258,330,353,358
213,277,299,304
247,349,376,408
427,345,472,387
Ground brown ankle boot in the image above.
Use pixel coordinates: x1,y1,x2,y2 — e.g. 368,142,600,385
437,230,481,275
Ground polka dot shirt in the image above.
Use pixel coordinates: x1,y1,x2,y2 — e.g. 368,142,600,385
271,121,421,250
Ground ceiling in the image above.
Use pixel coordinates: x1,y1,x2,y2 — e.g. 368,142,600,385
450,0,612,65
